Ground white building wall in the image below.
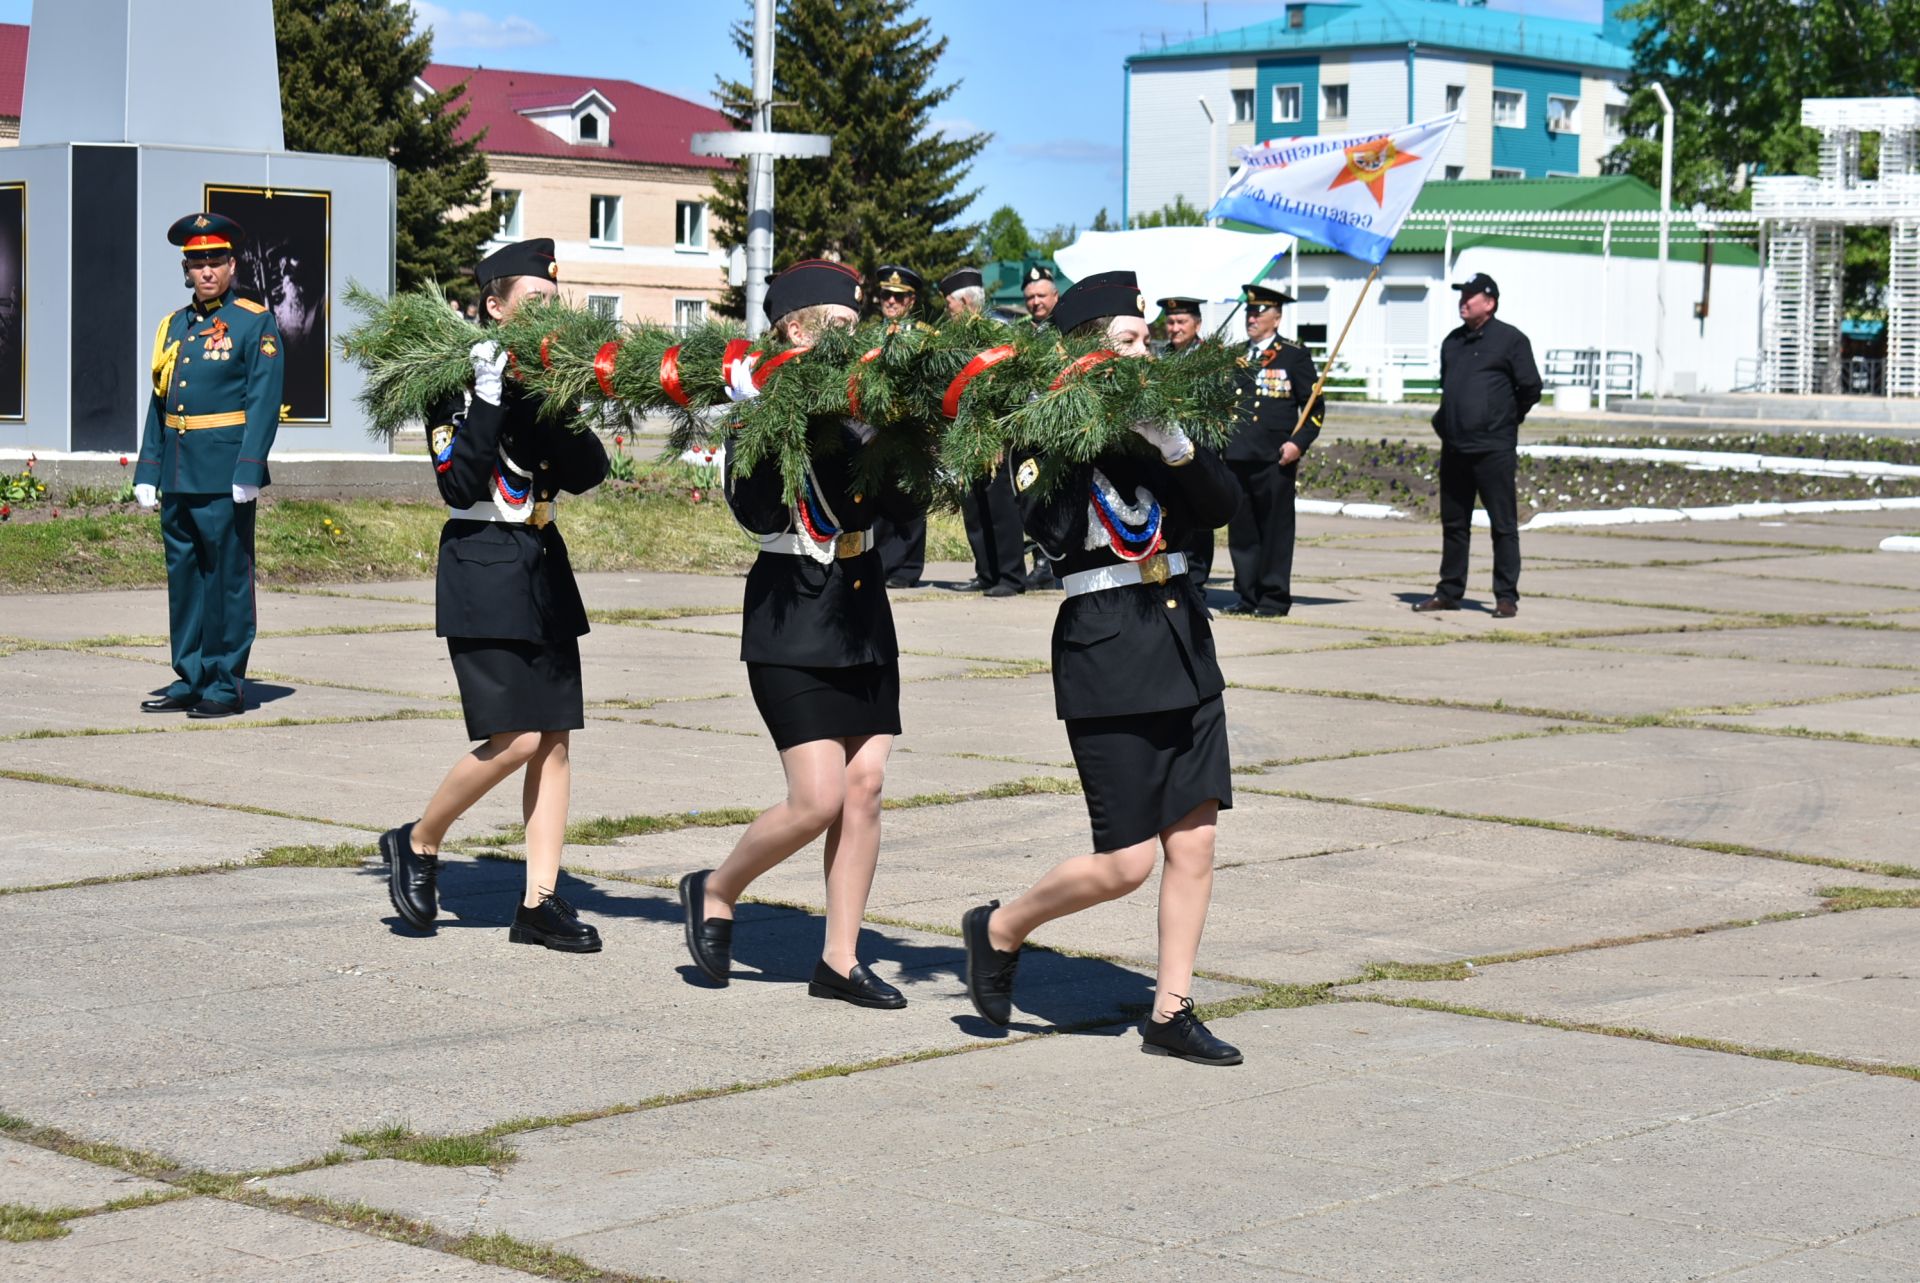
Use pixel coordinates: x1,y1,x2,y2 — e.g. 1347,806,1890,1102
1465,60,1495,177
1580,76,1628,173
1414,53,1474,176
1227,59,1258,160
1128,60,1234,219
1345,49,1407,133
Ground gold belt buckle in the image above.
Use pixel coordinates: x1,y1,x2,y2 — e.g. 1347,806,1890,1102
835,532,865,559
529,501,555,529
1140,553,1170,585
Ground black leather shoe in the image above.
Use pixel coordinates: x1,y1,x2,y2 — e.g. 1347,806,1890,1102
886,575,921,589
808,959,906,1009
678,870,732,985
140,693,198,713
983,581,1021,598
1411,595,1461,613
510,893,602,952
1254,606,1291,618
1142,996,1243,1066
962,901,1020,1027
1221,602,1257,616
948,577,987,593
382,822,439,932
186,698,244,719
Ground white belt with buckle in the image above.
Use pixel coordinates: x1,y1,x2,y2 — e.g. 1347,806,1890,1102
1062,551,1187,597
758,528,873,559
447,498,557,528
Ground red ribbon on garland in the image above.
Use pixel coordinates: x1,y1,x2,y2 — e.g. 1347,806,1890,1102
539,334,555,370
941,344,1017,419
751,347,803,390
846,346,883,419
592,341,620,399
658,345,691,406
1048,348,1119,391
722,338,752,390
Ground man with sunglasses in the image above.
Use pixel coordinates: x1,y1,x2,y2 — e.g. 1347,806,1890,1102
1222,283,1323,617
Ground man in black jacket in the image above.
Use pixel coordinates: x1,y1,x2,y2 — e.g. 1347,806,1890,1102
1415,273,1541,619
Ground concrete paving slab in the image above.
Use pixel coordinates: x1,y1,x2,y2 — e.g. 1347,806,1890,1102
1713,551,1920,591
0,1136,169,1211
1236,640,1914,718
0,1196,530,1281
1831,1217,1920,1267
1476,531,1837,565
1705,691,1920,739
1564,624,1920,670
0,775,353,890
0,647,447,733
1269,725,1919,864
1520,565,1920,615
1710,1246,1920,1281
1356,910,1920,1066
306,569,750,613
1280,586,1731,636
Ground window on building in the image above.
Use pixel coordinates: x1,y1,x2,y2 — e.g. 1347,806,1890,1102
675,201,707,250
1272,84,1302,124
585,294,620,321
589,194,622,246
1491,166,1525,179
491,189,521,239
1605,103,1627,141
1492,89,1525,128
1231,88,1254,123
1322,84,1349,122
577,111,604,145
1444,165,1464,181
674,298,707,332
1445,84,1465,118
1547,95,1580,133
1286,4,1305,28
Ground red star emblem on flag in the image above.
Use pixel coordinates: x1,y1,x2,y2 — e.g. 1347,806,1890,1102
1328,136,1420,207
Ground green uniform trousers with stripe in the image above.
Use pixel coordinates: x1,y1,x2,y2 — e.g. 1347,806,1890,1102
159,492,257,707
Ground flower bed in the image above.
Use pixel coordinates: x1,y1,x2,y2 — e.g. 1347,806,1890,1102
1544,432,1920,467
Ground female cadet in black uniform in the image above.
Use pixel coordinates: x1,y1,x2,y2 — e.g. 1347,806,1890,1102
959,271,1247,1065
678,259,923,1009
382,239,609,952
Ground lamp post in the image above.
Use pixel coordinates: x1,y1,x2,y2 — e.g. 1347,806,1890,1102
1198,94,1218,225
1650,80,1674,398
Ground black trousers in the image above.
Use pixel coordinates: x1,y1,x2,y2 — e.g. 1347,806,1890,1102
1436,446,1521,603
1227,459,1296,613
873,514,925,585
961,469,1026,588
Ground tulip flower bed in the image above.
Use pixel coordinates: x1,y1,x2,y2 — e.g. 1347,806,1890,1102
1543,432,1920,467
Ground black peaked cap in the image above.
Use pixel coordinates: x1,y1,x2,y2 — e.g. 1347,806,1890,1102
1050,270,1145,336
477,238,558,286
938,267,983,294
765,258,863,323
874,265,925,295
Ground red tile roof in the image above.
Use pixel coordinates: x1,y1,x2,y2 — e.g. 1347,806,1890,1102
422,63,732,171
0,24,27,119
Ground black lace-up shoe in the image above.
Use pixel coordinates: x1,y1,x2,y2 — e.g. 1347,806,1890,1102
1141,995,1243,1066
808,959,906,1009
140,693,197,713
382,822,438,933
509,893,602,952
962,901,1020,1026
679,870,732,985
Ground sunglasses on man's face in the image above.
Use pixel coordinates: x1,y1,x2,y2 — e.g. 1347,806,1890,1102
1246,303,1275,316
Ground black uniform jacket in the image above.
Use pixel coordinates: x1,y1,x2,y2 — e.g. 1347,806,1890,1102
1225,338,1325,465
726,419,924,668
1014,442,1241,721
430,385,609,642
1430,316,1542,452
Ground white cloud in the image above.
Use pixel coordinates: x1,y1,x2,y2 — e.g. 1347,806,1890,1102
931,116,986,138
408,2,553,51
1008,139,1123,165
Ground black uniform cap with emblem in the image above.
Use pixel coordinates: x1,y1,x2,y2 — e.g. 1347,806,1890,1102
873,265,925,296
1049,269,1146,337
1241,282,1295,307
1023,264,1056,284
1157,296,1204,319
169,211,245,261
475,238,559,286
938,267,982,294
1451,271,1499,300
764,258,863,323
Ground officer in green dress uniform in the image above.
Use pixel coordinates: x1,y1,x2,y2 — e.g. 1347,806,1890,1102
132,212,285,718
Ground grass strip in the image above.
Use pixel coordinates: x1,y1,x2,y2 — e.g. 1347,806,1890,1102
0,707,460,744
0,768,371,833
340,1123,515,1169
1232,722,1612,775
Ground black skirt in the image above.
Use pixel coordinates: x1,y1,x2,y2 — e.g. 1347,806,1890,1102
447,635,584,741
1065,694,1232,851
747,661,901,750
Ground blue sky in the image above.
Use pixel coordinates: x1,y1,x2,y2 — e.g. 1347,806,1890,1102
1,0,1601,231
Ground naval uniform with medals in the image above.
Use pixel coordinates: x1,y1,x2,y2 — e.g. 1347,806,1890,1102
1225,285,1325,616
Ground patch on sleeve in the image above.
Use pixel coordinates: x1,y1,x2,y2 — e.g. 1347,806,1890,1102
1014,457,1039,493
260,335,279,358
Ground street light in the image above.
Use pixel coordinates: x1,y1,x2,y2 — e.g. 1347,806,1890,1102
1650,81,1674,398
1198,95,1217,225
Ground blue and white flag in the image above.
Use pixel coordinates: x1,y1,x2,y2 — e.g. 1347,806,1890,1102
1207,113,1459,264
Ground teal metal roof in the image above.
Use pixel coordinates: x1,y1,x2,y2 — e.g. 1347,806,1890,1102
1130,0,1633,73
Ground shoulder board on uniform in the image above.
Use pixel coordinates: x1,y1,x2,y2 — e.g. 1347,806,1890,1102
1277,336,1303,349
233,297,268,314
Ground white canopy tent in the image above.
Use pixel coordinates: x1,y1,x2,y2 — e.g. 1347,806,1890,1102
1054,226,1295,316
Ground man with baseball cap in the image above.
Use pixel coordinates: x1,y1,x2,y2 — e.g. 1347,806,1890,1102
1414,272,1541,619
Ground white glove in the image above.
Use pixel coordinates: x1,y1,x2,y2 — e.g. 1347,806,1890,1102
231,483,260,504
470,340,507,406
134,483,158,509
845,417,876,445
725,351,761,403
1130,420,1194,465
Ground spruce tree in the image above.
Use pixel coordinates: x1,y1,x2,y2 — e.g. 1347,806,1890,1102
709,0,990,317
273,0,496,299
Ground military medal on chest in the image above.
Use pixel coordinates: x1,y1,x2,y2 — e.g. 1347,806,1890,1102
199,317,234,360
1257,366,1290,397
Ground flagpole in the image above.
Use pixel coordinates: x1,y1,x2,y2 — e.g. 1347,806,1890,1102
1294,262,1380,435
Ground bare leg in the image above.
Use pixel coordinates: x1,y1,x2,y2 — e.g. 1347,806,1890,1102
987,838,1159,954
1152,801,1218,1019
413,731,542,853
705,738,848,920
519,732,571,908
819,734,891,975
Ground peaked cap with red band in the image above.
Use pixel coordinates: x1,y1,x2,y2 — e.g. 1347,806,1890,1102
168,211,245,259
764,258,863,324
1050,269,1146,337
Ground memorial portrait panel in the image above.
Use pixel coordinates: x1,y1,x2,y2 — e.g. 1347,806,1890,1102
206,184,330,422
0,182,24,420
